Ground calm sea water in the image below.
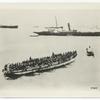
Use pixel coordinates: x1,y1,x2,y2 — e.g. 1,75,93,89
0,28,100,96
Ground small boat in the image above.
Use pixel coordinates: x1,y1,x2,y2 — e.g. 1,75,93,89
86,46,94,57
2,50,77,79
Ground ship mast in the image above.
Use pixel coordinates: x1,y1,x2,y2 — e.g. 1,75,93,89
55,16,58,27
45,16,63,31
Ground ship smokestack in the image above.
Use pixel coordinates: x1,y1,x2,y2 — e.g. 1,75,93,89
68,23,71,31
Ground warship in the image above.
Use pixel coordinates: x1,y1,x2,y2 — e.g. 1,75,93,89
34,17,100,36
2,50,77,79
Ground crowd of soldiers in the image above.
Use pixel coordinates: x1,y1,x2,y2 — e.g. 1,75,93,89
4,50,77,73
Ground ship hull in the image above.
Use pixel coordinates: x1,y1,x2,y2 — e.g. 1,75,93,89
0,25,18,28
34,31,100,36
4,58,75,79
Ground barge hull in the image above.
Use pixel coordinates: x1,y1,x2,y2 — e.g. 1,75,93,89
4,58,75,79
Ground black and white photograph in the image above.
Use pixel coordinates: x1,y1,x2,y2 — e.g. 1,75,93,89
0,3,100,97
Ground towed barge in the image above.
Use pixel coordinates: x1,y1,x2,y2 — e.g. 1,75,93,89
2,51,77,79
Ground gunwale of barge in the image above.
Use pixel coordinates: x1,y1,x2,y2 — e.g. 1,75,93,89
6,58,75,76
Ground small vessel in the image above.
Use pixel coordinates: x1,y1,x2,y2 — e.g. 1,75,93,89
34,17,100,36
0,25,18,28
2,50,77,79
86,46,94,57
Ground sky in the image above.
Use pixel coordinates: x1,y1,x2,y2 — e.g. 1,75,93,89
0,3,100,32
